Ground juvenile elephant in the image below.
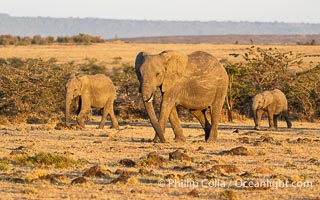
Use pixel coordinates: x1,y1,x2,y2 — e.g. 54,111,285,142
65,74,119,129
252,89,292,130
135,50,228,143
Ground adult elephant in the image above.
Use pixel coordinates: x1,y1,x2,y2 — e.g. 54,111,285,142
65,74,119,129
135,50,228,143
252,89,292,130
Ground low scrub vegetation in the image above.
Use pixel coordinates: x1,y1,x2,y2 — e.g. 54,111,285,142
0,46,319,124
12,152,78,169
0,34,105,45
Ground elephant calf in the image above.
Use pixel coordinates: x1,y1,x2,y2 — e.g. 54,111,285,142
65,74,119,129
251,89,292,130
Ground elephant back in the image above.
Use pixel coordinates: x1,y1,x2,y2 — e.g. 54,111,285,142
187,51,224,76
189,51,220,67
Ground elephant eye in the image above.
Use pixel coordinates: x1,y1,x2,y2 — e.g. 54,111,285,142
156,72,160,77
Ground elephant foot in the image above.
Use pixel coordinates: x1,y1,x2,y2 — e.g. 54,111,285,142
152,136,161,143
97,125,104,129
152,135,166,143
287,123,292,128
254,126,261,130
111,124,119,129
174,136,186,143
78,126,87,131
267,127,276,131
206,137,217,143
65,122,71,128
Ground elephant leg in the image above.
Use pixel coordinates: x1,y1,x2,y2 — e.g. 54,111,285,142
99,99,119,129
267,112,275,130
190,109,211,139
158,97,176,142
282,110,292,128
77,106,90,128
273,114,279,130
254,109,264,130
169,107,185,142
108,100,119,129
207,107,219,142
98,107,108,129
207,96,225,142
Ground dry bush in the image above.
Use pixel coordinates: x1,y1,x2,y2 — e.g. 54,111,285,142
12,152,78,169
0,57,72,123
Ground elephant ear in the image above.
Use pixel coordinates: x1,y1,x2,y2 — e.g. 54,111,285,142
262,91,273,108
135,52,147,93
160,51,188,92
77,75,90,94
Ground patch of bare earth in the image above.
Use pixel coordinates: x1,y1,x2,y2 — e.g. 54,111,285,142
0,120,319,199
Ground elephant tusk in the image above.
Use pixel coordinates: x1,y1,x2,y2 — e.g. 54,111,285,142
145,93,154,103
147,95,154,103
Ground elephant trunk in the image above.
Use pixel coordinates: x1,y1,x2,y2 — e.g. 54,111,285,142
142,85,155,103
143,101,166,143
65,91,73,127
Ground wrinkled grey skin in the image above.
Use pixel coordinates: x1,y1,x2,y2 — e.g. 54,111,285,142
252,89,292,130
65,74,119,129
135,50,228,143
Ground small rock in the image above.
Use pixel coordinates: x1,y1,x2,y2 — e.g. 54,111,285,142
220,146,254,156
262,136,274,143
308,158,318,163
169,150,191,161
252,166,273,174
130,189,143,194
238,137,250,144
197,146,205,151
83,165,110,178
240,171,253,178
71,177,87,185
10,150,28,156
40,174,68,185
164,174,178,180
138,152,166,167
173,166,194,171
187,189,200,197
9,178,25,184
208,165,241,174
15,146,26,150
111,173,131,184
115,169,130,176
297,138,311,143
183,173,197,180
219,190,238,200
119,159,136,167
138,168,151,175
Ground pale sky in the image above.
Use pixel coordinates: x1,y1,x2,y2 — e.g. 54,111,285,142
1,0,320,23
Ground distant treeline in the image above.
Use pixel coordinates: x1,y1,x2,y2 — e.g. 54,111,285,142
0,34,105,45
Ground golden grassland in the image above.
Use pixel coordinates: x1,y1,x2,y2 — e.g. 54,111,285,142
1,43,320,68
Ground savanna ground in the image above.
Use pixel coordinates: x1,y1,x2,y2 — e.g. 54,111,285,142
0,43,319,199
